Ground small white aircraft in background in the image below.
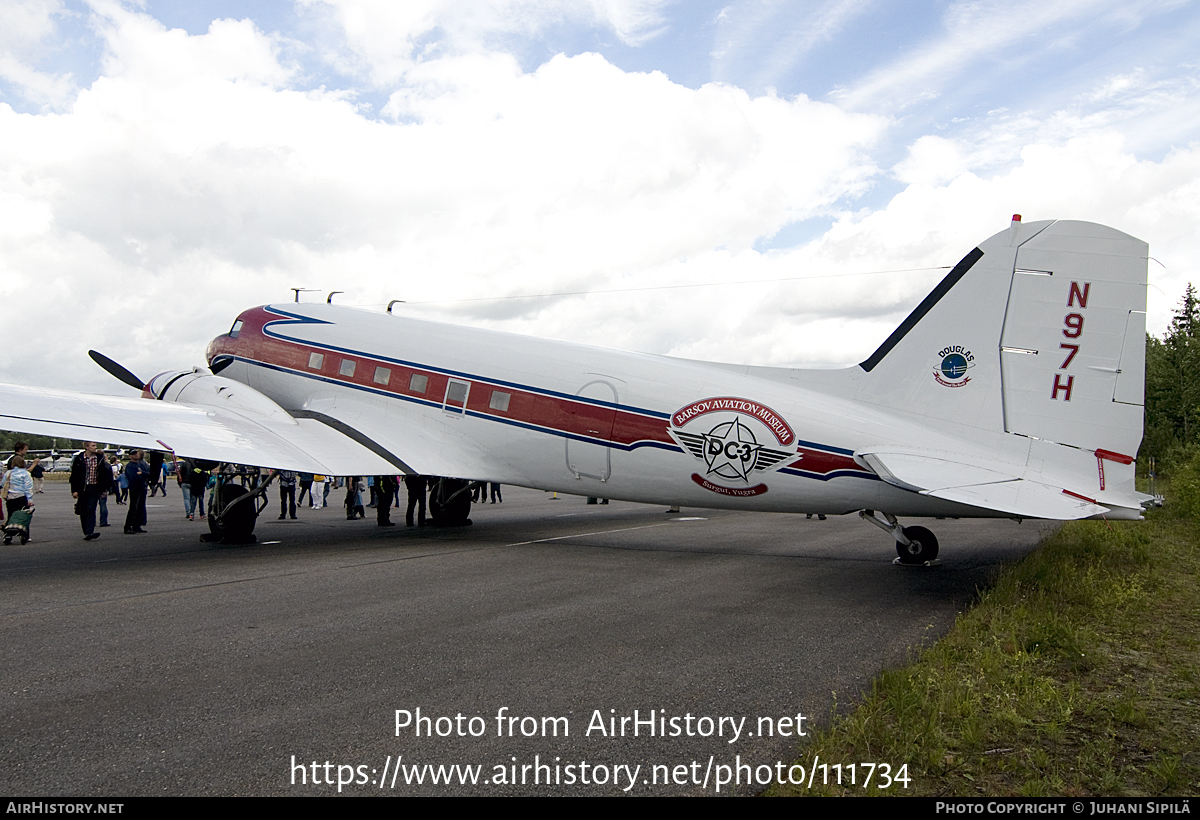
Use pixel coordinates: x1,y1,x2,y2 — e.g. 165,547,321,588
0,217,1152,560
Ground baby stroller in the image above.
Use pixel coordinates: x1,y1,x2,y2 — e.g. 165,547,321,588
4,506,32,545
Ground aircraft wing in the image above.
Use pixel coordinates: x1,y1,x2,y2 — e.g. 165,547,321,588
0,383,397,475
856,447,1110,519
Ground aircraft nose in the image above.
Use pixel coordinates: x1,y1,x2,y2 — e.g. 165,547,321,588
206,336,236,374
206,315,247,369
205,336,223,368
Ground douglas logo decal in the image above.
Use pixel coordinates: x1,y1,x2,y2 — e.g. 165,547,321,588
933,345,974,388
669,398,797,496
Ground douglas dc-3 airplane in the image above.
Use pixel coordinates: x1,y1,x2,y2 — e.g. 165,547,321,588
0,217,1152,561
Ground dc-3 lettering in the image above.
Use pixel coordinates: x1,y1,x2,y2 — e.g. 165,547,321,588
0,218,1153,563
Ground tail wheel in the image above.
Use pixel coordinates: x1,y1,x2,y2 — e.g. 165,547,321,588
897,526,938,564
208,483,258,544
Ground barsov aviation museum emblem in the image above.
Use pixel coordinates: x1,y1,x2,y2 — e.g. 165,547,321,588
933,345,974,388
669,398,797,496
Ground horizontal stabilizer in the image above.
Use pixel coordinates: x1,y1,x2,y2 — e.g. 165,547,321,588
858,450,1020,492
927,481,1108,519
858,446,1110,519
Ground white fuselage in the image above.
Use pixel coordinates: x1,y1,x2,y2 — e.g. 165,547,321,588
206,304,998,517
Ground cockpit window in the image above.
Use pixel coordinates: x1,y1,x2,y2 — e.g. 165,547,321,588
229,320,243,339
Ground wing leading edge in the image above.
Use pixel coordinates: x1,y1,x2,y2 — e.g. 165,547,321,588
0,383,397,475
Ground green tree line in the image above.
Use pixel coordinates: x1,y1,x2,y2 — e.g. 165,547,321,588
1143,283,1200,472
0,432,85,454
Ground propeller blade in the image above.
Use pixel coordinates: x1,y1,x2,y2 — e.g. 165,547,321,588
88,350,145,390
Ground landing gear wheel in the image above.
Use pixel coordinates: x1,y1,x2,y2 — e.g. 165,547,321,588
429,478,473,526
897,525,938,564
204,483,258,544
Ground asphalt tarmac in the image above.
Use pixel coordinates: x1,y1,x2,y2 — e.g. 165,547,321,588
1,480,1056,796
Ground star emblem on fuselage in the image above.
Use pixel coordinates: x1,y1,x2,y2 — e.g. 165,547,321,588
701,417,764,481
672,413,795,484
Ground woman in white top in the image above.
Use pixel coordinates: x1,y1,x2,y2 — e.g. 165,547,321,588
3,455,35,542
4,456,33,512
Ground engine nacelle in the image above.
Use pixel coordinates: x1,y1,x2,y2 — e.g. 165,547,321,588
143,369,297,424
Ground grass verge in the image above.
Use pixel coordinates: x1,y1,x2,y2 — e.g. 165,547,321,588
769,500,1200,797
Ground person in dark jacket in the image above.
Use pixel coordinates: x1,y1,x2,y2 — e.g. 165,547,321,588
30,457,45,494
297,473,314,508
124,450,152,534
404,474,427,527
187,461,208,519
70,442,114,541
376,475,397,526
5,441,28,470
147,450,166,497
277,470,298,519
344,477,365,520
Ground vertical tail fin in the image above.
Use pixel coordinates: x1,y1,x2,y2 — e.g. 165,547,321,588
856,218,1147,459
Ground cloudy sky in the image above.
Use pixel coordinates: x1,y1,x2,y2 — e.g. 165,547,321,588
2,0,1198,392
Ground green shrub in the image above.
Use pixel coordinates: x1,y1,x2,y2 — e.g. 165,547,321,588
1171,448,1200,519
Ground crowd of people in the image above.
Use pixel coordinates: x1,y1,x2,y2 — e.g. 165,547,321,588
0,440,502,542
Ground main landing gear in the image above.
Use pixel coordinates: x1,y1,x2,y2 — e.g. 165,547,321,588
201,469,273,545
859,510,940,566
428,477,473,527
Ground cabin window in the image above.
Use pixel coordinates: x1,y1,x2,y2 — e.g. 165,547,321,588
489,391,511,412
373,366,391,386
443,379,470,415
229,320,243,339
409,374,428,393
308,352,324,370
339,359,356,378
